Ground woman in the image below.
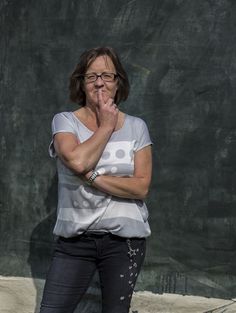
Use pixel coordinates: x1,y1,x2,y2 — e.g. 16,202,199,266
40,47,152,313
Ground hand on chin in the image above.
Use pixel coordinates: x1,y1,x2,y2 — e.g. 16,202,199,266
95,90,109,104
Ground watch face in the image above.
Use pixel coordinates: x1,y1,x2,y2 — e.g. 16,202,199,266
88,171,99,185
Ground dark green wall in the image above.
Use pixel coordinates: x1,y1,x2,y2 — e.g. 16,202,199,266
1,0,236,300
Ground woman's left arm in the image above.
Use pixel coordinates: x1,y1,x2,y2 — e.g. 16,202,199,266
85,145,152,200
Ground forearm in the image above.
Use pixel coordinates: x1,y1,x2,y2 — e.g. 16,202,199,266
56,126,113,174
84,146,152,200
89,174,150,200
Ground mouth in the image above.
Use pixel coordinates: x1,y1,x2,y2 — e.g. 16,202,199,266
95,89,106,93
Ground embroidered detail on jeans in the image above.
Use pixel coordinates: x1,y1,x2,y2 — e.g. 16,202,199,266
125,238,143,297
127,239,137,258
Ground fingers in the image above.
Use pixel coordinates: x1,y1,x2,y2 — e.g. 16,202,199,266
108,99,118,111
97,89,118,110
96,92,119,130
108,98,115,106
97,89,104,106
106,97,116,107
113,103,118,110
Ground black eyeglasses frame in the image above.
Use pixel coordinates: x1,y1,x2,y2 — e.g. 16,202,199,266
80,72,118,83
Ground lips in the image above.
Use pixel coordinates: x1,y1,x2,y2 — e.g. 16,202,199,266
94,90,106,93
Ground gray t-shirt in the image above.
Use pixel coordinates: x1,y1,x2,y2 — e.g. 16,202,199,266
49,111,152,238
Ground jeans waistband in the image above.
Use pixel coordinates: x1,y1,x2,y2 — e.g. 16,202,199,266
82,231,110,237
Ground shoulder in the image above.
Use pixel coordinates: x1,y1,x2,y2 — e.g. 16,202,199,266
52,111,72,120
51,111,76,126
125,114,152,150
50,111,78,134
125,114,149,130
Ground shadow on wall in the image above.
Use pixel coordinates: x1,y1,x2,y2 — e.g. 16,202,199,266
27,174,102,313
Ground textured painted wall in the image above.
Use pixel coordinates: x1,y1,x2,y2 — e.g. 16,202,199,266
1,0,236,303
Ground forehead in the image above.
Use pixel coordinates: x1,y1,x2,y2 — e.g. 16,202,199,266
87,55,116,72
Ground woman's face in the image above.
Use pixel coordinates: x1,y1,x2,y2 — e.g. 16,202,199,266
83,55,118,107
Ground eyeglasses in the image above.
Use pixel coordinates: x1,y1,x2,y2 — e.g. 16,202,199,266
82,72,118,83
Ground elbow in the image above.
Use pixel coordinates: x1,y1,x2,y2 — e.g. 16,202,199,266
56,146,93,174
136,179,150,200
136,186,149,200
62,157,89,174
140,189,149,200
128,178,151,200
70,160,88,174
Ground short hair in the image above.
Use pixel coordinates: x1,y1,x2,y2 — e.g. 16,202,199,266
69,47,130,106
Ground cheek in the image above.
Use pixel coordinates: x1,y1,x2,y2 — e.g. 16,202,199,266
112,87,117,96
110,83,118,96
84,86,94,97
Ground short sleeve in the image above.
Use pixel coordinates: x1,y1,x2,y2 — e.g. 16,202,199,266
49,112,77,158
133,118,153,152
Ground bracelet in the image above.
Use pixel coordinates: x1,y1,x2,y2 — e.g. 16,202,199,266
87,170,99,185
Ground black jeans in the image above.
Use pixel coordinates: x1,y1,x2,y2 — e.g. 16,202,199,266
39,233,146,313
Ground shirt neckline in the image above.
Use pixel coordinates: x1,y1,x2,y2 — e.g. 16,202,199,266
71,111,127,134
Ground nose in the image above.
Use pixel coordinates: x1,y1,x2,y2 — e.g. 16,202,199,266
94,76,104,86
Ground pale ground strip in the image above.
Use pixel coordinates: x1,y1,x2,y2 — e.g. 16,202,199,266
0,276,236,313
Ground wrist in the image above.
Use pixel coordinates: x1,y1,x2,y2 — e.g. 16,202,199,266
99,124,114,134
86,170,99,186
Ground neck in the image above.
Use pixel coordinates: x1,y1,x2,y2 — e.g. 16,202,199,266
82,104,100,128
84,104,97,118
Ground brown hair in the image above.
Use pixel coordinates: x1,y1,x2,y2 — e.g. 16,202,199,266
69,47,130,106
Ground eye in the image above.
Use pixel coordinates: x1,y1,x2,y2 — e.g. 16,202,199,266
102,73,116,81
85,74,96,81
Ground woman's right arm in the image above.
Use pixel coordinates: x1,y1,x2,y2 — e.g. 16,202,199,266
53,90,118,174
53,126,112,174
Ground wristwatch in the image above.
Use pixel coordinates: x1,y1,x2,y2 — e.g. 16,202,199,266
87,170,99,185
